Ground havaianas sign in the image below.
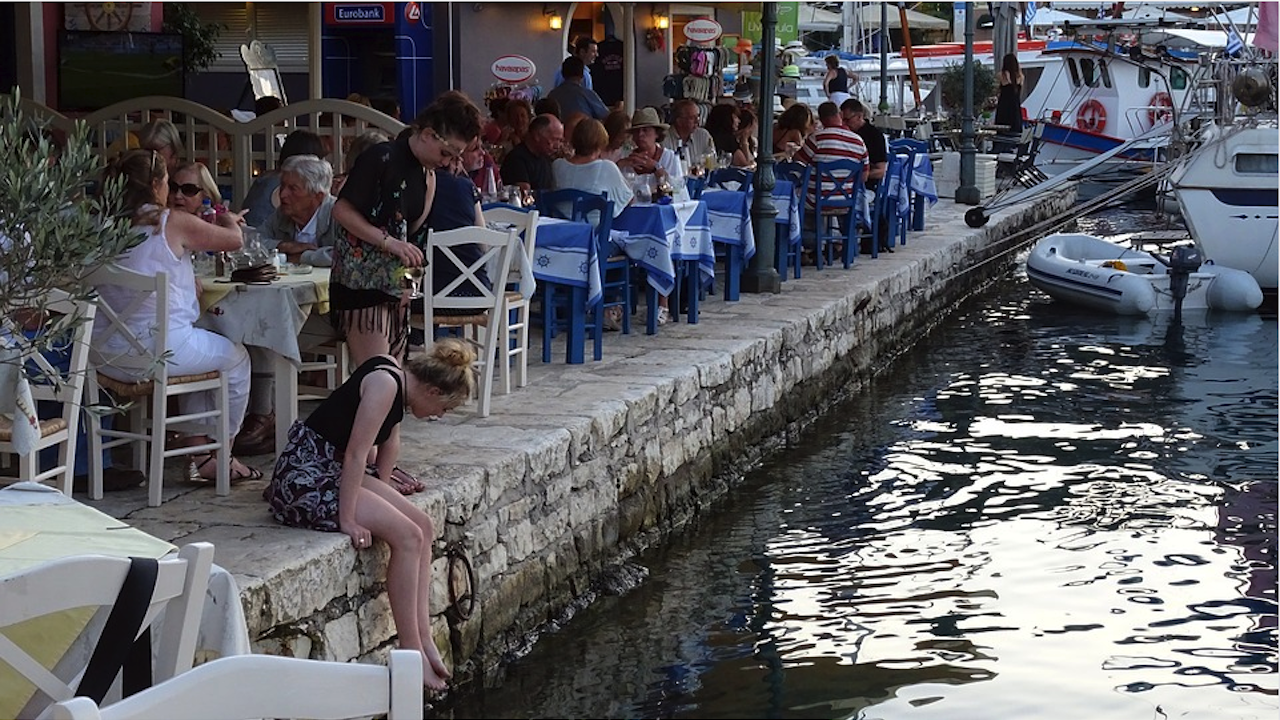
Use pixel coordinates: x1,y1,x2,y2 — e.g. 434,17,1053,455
492,55,536,84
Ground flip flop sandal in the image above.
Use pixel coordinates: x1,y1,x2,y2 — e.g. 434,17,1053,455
187,453,264,484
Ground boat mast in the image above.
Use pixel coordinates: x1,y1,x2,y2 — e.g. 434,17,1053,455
899,2,922,112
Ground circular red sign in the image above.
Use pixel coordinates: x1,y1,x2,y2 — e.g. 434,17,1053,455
683,18,723,43
491,55,536,84
405,2,420,22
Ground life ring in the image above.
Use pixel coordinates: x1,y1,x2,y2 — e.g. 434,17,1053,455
1075,99,1107,133
1148,91,1174,125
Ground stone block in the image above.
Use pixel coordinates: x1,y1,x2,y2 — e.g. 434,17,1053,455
320,612,360,662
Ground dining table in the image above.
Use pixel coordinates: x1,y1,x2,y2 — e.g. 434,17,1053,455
612,200,716,332
197,266,331,455
526,217,600,364
0,483,250,719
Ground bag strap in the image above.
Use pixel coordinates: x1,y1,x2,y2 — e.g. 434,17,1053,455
77,557,159,703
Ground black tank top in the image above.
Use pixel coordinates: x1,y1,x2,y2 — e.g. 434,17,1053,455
828,67,849,94
305,355,404,451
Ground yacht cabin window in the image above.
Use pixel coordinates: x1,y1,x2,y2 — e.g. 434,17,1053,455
1235,153,1278,174
1170,67,1188,91
1139,67,1152,89
1067,58,1081,87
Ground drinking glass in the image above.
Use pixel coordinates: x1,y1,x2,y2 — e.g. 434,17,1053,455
633,176,653,204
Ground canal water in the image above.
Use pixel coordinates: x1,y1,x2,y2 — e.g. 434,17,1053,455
442,211,1278,720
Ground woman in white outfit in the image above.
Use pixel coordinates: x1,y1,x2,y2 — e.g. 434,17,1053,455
95,148,260,482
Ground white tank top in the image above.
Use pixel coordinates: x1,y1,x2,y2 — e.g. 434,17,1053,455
94,208,201,357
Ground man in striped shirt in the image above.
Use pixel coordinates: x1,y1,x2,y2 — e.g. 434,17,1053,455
792,101,868,209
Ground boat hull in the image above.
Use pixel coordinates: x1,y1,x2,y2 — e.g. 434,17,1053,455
1025,233,1263,315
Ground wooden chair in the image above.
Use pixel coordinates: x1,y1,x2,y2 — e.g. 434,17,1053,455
811,158,866,270
774,161,810,280
706,167,753,194
48,649,423,720
0,289,95,494
84,266,232,506
0,543,215,719
866,153,906,255
482,203,540,393
536,189,625,362
889,137,929,234
415,225,518,417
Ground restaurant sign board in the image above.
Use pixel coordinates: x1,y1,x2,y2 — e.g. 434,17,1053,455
492,55,536,84
683,18,723,43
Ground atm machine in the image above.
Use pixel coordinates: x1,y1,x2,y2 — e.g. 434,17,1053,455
321,2,438,118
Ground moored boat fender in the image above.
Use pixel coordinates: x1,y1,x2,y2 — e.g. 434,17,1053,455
1075,99,1107,133
1201,262,1265,312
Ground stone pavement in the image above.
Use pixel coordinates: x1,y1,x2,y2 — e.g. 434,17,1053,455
73,188,1074,678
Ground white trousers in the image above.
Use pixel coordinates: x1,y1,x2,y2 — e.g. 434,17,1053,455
100,327,251,438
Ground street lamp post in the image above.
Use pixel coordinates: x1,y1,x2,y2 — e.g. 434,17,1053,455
955,1,980,206
743,2,780,294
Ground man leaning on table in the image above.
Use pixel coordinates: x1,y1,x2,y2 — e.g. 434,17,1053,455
236,154,339,456
260,155,341,267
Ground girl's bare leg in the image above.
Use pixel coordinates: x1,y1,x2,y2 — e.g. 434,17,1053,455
354,484,449,690
363,479,451,685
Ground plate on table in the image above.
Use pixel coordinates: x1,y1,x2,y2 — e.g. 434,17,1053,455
285,263,314,275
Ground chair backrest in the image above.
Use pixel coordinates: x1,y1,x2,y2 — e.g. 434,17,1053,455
85,265,172,382
482,204,540,272
774,161,812,196
873,153,906,219
888,138,924,190
423,226,518,317
706,167,753,194
18,288,96,430
0,543,214,716
48,649,424,720
535,189,614,257
812,158,866,211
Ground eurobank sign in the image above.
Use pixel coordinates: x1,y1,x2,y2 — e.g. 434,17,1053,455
325,3,395,25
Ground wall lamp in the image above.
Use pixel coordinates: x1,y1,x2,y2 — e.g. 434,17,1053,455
654,11,670,30
544,5,563,30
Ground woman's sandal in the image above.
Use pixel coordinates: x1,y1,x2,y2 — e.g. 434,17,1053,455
187,453,264,485
388,466,425,495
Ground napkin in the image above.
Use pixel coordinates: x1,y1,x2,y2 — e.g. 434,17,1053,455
0,346,38,455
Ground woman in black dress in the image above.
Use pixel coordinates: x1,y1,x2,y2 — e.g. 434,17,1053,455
263,338,476,691
995,53,1025,132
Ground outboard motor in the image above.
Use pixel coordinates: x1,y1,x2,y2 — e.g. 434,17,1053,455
1167,245,1203,318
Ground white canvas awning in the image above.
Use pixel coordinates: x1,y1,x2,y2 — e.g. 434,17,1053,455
1027,8,1089,28
798,3,952,33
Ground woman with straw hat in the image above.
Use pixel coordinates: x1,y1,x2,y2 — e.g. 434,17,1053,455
616,107,682,180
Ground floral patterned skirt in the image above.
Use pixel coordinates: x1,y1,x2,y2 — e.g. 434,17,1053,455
263,421,344,532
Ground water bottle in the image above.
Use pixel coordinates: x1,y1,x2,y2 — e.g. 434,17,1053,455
199,197,217,223
481,166,498,203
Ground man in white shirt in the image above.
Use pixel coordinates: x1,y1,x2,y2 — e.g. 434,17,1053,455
261,155,341,266
661,99,714,164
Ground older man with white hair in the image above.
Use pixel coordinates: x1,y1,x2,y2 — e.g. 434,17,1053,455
235,154,340,456
261,154,342,266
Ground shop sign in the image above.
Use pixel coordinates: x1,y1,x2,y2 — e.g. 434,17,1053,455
326,3,394,25
492,55,536,84
683,18,723,43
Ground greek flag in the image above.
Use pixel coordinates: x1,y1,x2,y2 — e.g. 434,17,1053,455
1226,27,1244,56
1025,1,1037,27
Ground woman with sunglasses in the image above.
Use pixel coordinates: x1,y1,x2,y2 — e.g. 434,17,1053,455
330,93,482,369
166,161,222,217
94,148,261,484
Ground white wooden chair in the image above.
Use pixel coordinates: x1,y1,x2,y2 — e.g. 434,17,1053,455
84,265,231,506
0,543,215,719
0,289,95,494
482,206,539,394
413,226,518,417
47,650,424,720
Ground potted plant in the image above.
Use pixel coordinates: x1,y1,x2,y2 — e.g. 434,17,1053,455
938,62,996,128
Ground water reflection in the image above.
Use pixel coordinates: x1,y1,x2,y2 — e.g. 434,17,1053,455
443,273,1276,720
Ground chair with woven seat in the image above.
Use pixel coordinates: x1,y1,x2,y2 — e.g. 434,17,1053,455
84,265,231,506
536,189,624,362
811,158,866,270
1,542,215,719
482,203,540,393
0,289,95,495
414,225,518,417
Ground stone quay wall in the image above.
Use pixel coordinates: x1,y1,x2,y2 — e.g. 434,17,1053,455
222,192,1074,685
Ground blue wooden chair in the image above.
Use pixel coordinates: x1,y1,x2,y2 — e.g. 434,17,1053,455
774,161,809,280
535,189,625,363
706,167,753,194
889,137,929,233
685,175,707,201
811,158,865,270
866,153,906,255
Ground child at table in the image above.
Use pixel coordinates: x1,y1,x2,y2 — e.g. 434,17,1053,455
262,338,475,691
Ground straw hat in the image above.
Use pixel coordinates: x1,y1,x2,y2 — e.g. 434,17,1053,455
780,64,801,79
628,107,669,131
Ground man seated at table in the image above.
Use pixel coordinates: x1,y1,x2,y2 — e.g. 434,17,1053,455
661,99,714,165
547,57,609,122
260,155,341,267
841,99,892,252
792,102,869,256
500,113,563,193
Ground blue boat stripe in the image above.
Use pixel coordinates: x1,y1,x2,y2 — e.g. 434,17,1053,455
1027,265,1125,300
